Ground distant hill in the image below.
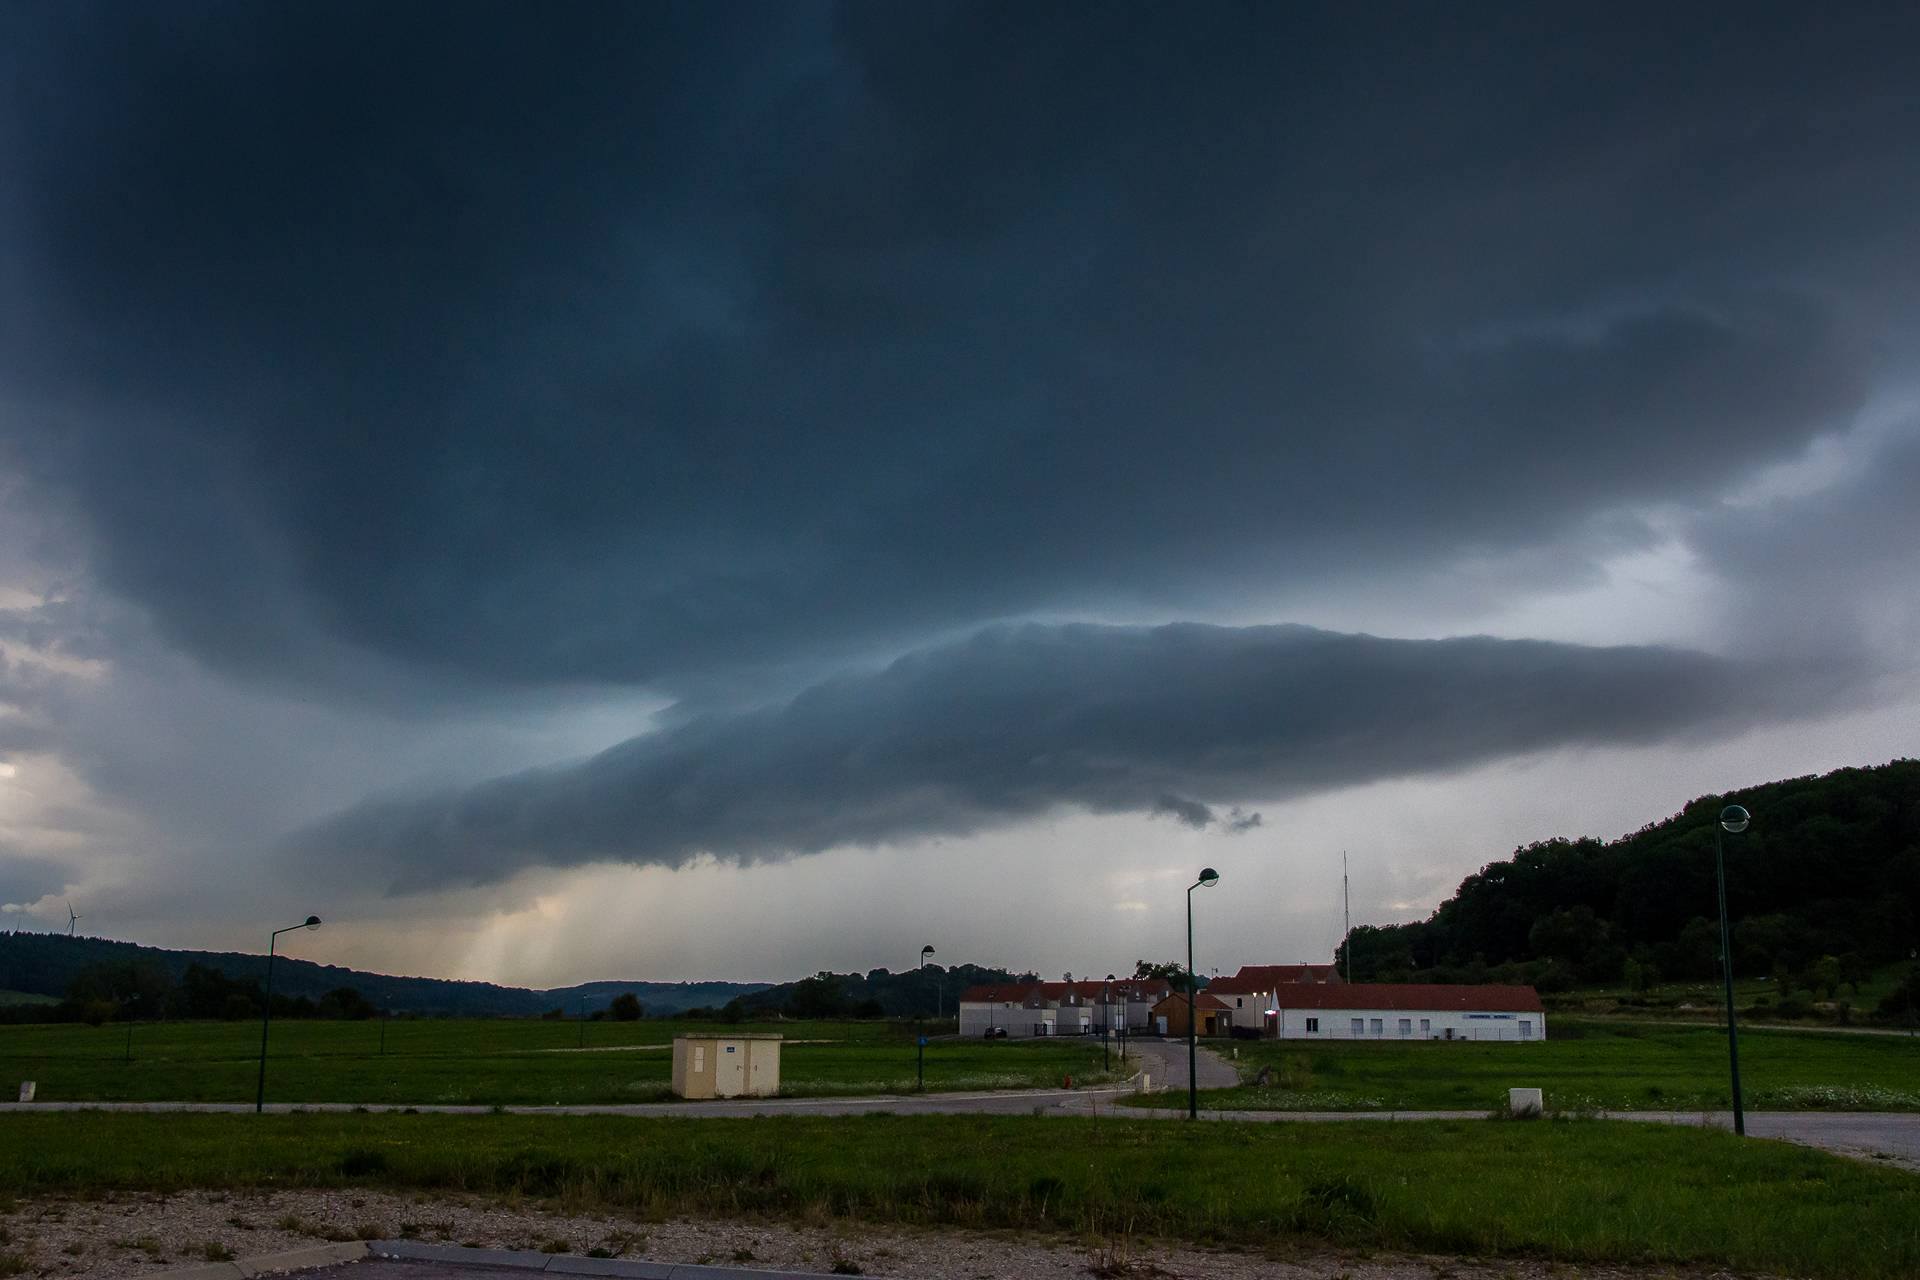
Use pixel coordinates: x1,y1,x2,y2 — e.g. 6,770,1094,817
0,932,768,1018
1339,759,1920,993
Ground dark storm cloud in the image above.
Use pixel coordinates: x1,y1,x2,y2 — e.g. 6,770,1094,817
0,850,69,907
3,4,1912,696
293,622,1788,892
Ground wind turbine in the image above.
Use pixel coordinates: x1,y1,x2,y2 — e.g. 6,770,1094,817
67,903,81,937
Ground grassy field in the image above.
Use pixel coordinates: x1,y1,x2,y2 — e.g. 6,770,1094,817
1130,1018,1920,1112
0,1111,1915,1278
0,1019,1114,1105
1550,969,1918,1027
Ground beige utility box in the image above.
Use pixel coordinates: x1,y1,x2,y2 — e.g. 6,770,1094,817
671,1034,782,1099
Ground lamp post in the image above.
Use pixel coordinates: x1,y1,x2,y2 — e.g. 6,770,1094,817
1102,974,1115,1071
917,944,935,1091
124,992,140,1063
255,915,322,1113
1187,867,1219,1120
379,1004,388,1056
1714,805,1749,1136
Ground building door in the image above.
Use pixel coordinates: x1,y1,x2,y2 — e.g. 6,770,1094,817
716,1043,747,1097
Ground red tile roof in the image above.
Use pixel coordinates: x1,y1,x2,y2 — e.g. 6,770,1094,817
1152,991,1231,1012
1260,983,1544,1012
1208,964,1344,994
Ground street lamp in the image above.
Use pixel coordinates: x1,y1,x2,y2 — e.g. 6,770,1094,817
917,944,935,1091
1714,805,1749,1136
124,992,140,1064
1102,974,1115,1071
1187,867,1219,1121
255,915,321,1113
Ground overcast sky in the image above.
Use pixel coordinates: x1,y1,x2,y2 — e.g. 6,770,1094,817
2,3,1917,987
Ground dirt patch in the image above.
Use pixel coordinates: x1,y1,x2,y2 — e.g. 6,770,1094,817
0,1189,1755,1279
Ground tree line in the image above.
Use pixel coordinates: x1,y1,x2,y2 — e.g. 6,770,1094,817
0,959,382,1025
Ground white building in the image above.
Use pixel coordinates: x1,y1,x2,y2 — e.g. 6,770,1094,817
1256,983,1546,1041
1206,963,1343,1035
957,978,1172,1038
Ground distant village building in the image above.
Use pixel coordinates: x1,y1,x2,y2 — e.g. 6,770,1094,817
1149,990,1231,1038
960,967,1544,1041
956,978,1171,1038
1207,963,1343,1036
1258,983,1546,1041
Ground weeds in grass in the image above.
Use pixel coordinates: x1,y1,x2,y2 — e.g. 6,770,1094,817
597,1228,645,1256
203,1241,236,1261
1086,1236,1175,1278
1754,1085,1920,1109
0,1251,27,1277
339,1148,389,1177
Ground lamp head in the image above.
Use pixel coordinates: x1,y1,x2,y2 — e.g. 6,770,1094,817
1718,805,1750,835
302,915,322,930
1196,867,1220,888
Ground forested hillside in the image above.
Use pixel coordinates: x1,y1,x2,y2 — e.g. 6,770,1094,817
0,932,766,1019
1339,760,1920,997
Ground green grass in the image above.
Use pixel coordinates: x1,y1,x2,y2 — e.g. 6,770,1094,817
1130,1018,1920,1112
0,1111,1915,1278
0,1018,1113,1105
1551,970,1913,1025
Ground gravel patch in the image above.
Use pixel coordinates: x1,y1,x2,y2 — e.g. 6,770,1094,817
0,1189,1752,1279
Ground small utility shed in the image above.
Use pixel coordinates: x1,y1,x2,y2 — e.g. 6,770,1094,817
671,1034,783,1099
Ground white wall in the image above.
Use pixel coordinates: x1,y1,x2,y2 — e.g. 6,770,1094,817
960,992,1166,1038
958,1000,1058,1038
1272,1007,1545,1041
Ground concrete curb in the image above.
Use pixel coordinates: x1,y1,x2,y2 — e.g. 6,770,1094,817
147,1241,370,1278
370,1239,894,1277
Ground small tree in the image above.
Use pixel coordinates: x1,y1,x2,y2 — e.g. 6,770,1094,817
609,993,644,1021
1808,955,1842,1000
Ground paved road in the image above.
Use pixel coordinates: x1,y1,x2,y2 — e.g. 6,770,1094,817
1123,1036,1240,1091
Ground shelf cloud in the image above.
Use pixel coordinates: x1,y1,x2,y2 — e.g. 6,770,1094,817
292,622,1782,892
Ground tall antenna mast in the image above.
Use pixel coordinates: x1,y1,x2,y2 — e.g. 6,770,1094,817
1341,854,1352,983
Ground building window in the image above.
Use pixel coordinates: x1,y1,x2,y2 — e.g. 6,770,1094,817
1350,1018,1364,1036
1520,1020,1534,1039
1306,1017,1319,1034
1236,997,1243,1008
1397,1018,1412,1037
1419,1018,1431,1036
1369,1018,1384,1036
